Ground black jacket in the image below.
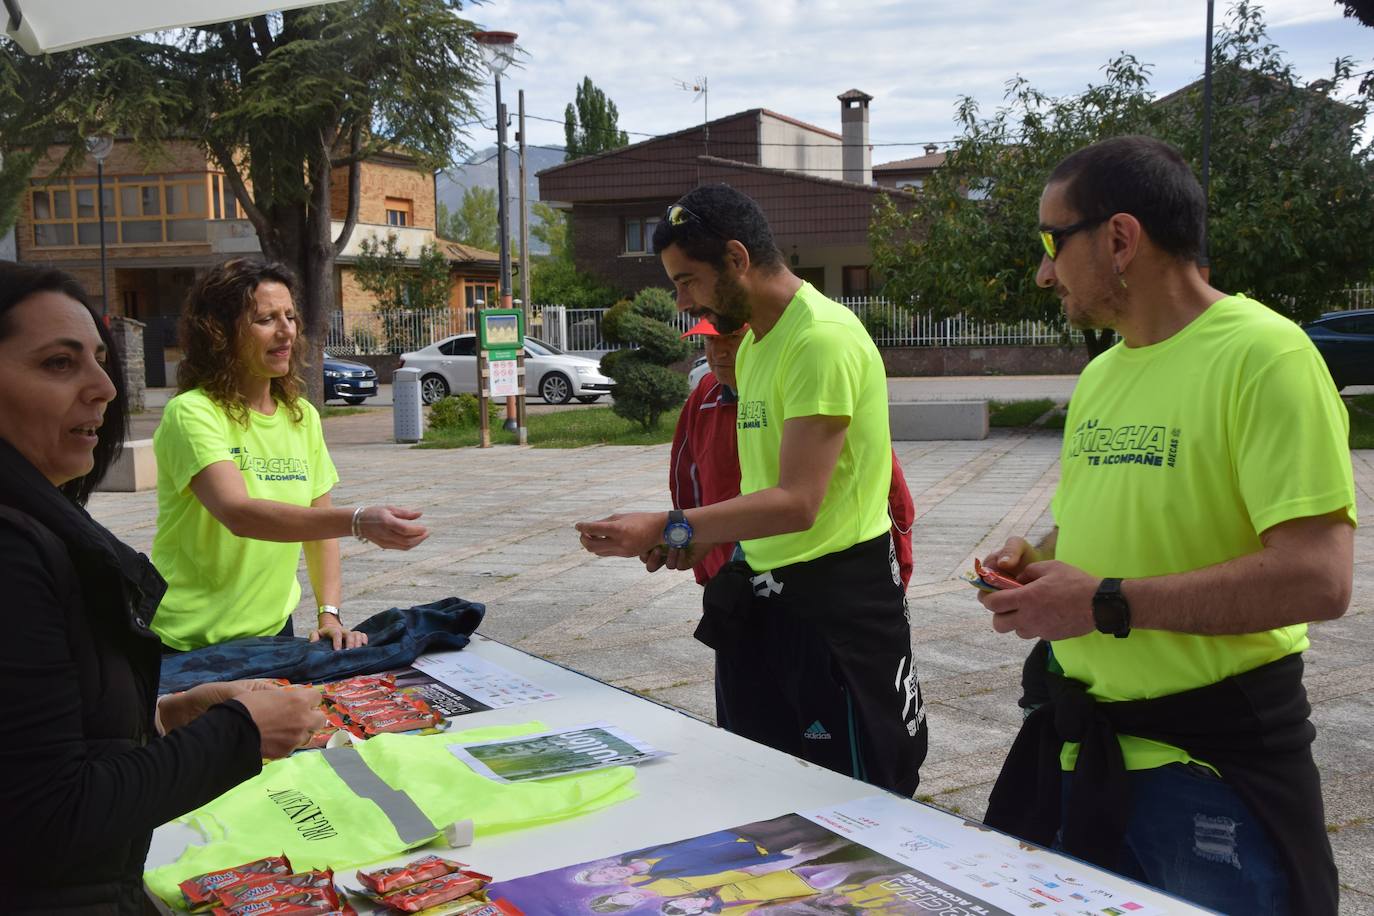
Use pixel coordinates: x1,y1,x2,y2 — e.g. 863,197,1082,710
0,440,262,913
985,652,1336,916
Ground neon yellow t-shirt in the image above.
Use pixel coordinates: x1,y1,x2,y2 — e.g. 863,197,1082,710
735,282,892,571
1051,294,1356,770
151,389,339,650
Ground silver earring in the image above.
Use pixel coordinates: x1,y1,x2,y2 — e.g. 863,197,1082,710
1116,267,1128,290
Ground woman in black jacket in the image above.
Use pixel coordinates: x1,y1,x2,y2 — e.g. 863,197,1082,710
0,261,325,913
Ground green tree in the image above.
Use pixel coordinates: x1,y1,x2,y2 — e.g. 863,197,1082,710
0,0,487,400
871,1,1374,355
352,233,451,350
600,287,688,430
563,77,630,160
528,201,617,307
437,185,499,250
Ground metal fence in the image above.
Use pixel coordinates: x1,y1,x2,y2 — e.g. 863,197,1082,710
325,284,1374,355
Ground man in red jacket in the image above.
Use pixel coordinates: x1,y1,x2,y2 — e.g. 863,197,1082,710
668,318,915,590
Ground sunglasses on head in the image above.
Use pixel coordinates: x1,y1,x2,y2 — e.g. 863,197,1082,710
1039,214,1110,260
665,203,726,240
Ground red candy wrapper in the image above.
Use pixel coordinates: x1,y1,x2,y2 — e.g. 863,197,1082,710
179,856,293,909
378,870,491,912
470,903,523,916
214,870,335,907
322,675,395,700
358,696,443,736
357,855,464,895
211,883,342,916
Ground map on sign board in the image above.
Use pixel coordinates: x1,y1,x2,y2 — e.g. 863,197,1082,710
485,313,521,347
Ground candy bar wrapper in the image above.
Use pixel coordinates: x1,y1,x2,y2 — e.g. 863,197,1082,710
321,675,395,700
211,883,344,916
468,902,522,916
179,856,293,910
378,870,491,912
214,870,335,908
329,695,405,717
356,855,464,895
359,697,444,736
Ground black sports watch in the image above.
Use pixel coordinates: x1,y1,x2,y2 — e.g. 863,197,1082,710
1092,578,1131,638
663,510,694,549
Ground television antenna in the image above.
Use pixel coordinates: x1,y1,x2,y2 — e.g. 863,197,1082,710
674,75,709,152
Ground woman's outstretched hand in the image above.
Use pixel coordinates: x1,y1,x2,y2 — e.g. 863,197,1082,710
357,506,428,549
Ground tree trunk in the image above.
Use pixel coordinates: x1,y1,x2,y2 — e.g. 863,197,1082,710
1081,328,1117,360
301,147,336,408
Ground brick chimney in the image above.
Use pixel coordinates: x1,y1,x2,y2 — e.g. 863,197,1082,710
838,89,873,185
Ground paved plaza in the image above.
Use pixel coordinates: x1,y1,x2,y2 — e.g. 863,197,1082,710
96,388,1374,913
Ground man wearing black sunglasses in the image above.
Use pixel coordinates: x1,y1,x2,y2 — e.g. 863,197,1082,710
976,136,1354,915
576,184,927,797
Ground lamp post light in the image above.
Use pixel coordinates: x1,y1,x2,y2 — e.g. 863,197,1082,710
471,29,520,432
84,135,114,317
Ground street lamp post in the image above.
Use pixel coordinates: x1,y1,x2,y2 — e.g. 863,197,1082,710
85,135,114,316
472,30,520,433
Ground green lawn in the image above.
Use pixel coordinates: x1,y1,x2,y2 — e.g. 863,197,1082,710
321,405,372,418
1348,395,1374,449
417,406,677,449
988,399,1056,428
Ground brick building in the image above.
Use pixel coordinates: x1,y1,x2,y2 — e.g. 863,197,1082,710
537,90,918,298
14,139,496,383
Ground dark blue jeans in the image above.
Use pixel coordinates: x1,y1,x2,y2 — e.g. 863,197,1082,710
1062,763,1290,915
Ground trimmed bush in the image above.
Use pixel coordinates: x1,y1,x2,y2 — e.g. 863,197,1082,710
600,288,689,430
427,393,500,432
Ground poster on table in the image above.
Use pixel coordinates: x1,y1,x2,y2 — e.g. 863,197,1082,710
487,795,1174,915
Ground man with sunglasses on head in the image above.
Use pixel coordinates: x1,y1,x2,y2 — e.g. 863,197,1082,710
576,184,927,796
978,135,1354,915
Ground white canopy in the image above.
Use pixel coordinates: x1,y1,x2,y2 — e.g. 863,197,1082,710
3,0,342,55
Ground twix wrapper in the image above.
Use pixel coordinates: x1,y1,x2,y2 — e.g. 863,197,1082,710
378,870,491,912
357,854,464,895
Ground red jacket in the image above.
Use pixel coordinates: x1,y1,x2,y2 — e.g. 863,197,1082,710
670,376,915,588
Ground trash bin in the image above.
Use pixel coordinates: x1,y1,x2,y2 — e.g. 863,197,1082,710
393,367,423,443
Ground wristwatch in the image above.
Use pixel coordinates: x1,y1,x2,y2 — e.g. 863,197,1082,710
663,510,694,549
1092,578,1131,638
317,604,343,627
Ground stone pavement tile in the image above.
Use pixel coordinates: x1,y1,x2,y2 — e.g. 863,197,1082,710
922,702,1022,765
639,681,715,723
1331,824,1374,915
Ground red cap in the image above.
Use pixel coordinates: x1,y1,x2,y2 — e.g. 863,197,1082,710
680,317,747,339
680,317,720,339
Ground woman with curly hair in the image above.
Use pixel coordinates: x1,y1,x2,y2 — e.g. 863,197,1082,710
151,257,428,652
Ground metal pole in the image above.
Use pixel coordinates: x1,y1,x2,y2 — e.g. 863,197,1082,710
495,75,512,302
518,90,531,328
516,90,530,446
1199,0,1214,277
96,159,108,316
495,76,518,431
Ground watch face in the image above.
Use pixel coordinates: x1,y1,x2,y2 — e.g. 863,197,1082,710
665,525,691,548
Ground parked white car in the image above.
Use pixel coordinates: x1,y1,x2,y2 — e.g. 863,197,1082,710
399,334,615,405
688,355,711,390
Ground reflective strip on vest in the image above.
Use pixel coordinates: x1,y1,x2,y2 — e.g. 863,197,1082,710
321,746,436,845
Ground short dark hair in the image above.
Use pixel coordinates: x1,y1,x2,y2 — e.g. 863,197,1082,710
651,184,784,271
1047,135,1206,262
0,260,127,505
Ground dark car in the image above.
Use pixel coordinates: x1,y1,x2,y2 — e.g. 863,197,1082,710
1303,309,1374,391
323,353,379,404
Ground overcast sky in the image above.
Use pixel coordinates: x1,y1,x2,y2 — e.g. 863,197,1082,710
462,0,1371,164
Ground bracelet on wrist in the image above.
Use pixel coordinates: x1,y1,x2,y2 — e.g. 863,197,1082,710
351,506,369,542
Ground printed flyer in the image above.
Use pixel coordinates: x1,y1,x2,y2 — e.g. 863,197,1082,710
411,650,560,708
449,722,665,783
486,796,1180,915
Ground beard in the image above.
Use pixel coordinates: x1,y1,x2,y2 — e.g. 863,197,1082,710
708,272,752,334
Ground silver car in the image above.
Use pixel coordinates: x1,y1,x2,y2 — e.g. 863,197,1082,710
399,334,615,405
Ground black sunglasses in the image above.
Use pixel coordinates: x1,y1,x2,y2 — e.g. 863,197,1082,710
1039,214,1110,260
665,202,726,240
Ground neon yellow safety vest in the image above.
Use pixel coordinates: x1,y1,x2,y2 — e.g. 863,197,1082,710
145,724,637,905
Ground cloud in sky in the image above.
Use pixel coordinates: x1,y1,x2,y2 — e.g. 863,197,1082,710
461,0,1370,162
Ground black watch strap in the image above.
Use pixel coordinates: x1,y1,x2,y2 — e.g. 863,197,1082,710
1092,577,1131,638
